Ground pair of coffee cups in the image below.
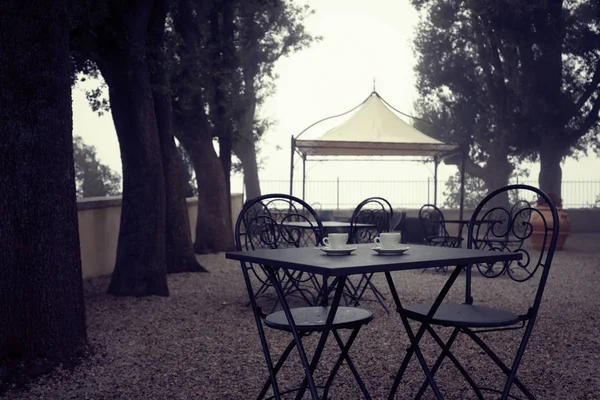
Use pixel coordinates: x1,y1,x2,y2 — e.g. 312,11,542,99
322,232,401,249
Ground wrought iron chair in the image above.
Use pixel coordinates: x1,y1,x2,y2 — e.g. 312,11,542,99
474,199,533,258
235,193,373,399
345,196,396,313
389,185,559,400
419,204,463,273
238,195,322,309
419,204,464,248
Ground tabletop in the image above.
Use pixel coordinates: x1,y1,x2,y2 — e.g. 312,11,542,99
225,243,522,277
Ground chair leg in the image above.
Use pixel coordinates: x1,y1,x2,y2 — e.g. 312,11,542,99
387,337,418,399
501,322,537,400
281,270,315,304
464,329,536,399
341,274,367,306
295,276,348,400
387,318,449,399
414,327,459,399
256,338,300,400
322,328,371,399
342,277,360,306
366,279,389,313
415,327,484,400
242,267,283,400
385,266,464,400
351,273,389,313
350,274,369,305
266,267,320,400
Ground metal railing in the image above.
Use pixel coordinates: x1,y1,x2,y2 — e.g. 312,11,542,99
257,179,600,209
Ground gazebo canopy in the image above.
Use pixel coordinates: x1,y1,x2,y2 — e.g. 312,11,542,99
294,92,458,158
290,90,465,216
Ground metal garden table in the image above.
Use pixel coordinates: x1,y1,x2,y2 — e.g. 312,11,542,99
282,220,375,233
282,220,377,304
226,243,521,399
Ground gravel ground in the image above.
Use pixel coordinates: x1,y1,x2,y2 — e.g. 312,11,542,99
5,234,600,400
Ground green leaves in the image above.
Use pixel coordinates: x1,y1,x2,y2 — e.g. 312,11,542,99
73,136,121,198
413,0,600,194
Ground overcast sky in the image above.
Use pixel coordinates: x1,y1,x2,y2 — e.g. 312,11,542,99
73,0,600,203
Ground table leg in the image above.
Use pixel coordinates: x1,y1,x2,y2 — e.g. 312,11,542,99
385,265,465,399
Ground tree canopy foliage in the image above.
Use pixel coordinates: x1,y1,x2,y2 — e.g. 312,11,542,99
71,0,317,254
166,0,317,252
177,144,198,197
413,0,600,198
443,172,487,209
171,0,318,200
73,136,121,198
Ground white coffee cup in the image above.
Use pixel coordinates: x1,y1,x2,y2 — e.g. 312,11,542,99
374,232,401,249
323,233,348,249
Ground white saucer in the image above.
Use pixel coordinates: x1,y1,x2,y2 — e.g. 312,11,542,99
320,246,358,255
371,245,410,255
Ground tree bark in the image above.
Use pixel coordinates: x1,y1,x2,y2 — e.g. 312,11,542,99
538,143,564,201
209,0,235,228
148,0,207,273
177,128,234,253
156,102,207,271
234,37,261,200
0,0,87,371
97,1,169,296
480,152,513,206
233,138,261,200
172,0,234,253
447,147,513,201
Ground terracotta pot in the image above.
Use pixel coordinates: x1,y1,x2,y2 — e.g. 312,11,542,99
530,206,570,250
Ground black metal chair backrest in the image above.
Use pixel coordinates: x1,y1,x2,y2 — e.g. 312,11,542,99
235,194,325,309
466,184,559,315
419,204,452,242
237,194,324,251
349,197,394,244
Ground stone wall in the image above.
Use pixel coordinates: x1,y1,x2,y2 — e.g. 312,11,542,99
77,194,243,279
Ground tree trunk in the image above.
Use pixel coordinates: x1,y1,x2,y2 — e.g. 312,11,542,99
156,104,208,271
538,143,563,201
480,153,513,206
233,138,261,200
0,0,87,372
98,2,169,296
177,131,234,253
219,136,233,221
210,0,235,230
148,0,207,273
172,0,233,253
480,152,513,189
450,146,513,204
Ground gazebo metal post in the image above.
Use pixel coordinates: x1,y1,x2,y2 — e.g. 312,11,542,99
302,154,307,201
433,156,439,206
289,136,295,196
459,148,466,221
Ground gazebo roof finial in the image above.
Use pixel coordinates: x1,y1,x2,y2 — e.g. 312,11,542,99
372,77,376,93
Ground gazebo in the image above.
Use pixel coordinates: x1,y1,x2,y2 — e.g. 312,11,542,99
289,91,467,217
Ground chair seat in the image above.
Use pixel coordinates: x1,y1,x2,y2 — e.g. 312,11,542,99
265,306,373,332
404,302,522,328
